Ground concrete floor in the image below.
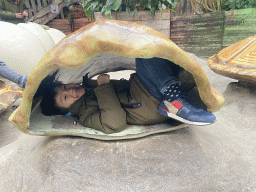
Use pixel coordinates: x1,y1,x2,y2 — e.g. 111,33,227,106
0,54,256,192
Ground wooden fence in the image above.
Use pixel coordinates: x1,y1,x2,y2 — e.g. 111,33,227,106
170,8,256,58
23,1,256,59
25,0,66,24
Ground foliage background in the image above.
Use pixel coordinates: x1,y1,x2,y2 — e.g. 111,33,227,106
81,0,179,19
190,0,256,13
80,0,256,20
221,0,256,10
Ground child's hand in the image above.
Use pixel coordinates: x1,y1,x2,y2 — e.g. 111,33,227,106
15,13,23,18
97,74,110,86
22,11,28,17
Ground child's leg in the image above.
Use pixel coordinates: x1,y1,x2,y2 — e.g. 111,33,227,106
135,57,216,126
135,57,182,101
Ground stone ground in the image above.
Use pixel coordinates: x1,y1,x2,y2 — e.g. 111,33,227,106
0,53,256,192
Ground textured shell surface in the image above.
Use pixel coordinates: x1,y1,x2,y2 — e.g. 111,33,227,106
208,35,256,82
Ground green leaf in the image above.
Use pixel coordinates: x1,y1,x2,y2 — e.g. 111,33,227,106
158,2,162,11
166,0,175,6
145,3,151,9
126,7,131,15
83,7,90,15
106,0,114,6
90,2,99,9
105,9,112,16
67,12,72,21
112,0,122,11
101,6,107,13
66,0,71,7
106,0,122,11
151,7,156,19
82,0,88,7
217,0,221,11
132,8,138,18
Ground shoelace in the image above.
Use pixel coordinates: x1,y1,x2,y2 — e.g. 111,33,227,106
163,84,205,112
164,83,181,102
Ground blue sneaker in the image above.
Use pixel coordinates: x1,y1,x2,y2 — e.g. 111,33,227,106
158,96,216,125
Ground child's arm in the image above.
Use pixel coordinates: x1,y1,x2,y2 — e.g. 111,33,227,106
76,75,127,134
0,2,16,20
0,60,27,87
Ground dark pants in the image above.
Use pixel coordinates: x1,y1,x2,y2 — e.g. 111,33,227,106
135,58,183,101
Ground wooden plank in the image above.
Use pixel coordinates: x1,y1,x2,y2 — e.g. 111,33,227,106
29,1,66,25
94,10,171,38
180,46,222,59
47,18,93,35
94,12,117,20
223,8,256,47
28,0,64,23
118,10,170,37
117,10,170,21
94,10,171,21
132,20,170,30
33,4,52,18
27,0,37,16
156,29,170,38
170,11,225,58
30,0,38,13
25,0,33,17
47,19,71,34
132,20,170,37
174,0,193,16
37,0,42,11
60,9,64,19
42,0,48,7
39,2,66,24
73,18,93,31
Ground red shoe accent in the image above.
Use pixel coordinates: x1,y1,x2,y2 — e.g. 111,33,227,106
159,106,169,113
171,100,183,110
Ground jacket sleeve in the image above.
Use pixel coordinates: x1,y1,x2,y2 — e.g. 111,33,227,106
77,83,127,134
0,60,27,87
0,1,16,20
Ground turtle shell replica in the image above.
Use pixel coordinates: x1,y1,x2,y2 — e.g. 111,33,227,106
208,35,256,83
0,79,22,114
8,20,225,140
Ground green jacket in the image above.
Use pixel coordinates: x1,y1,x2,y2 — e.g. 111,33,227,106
69,74,168,134
0,0,28,24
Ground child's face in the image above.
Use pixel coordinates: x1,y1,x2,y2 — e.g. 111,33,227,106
55,84,85,109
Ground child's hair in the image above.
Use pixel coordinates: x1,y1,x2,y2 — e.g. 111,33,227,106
34,70,68,116
40,83,69,116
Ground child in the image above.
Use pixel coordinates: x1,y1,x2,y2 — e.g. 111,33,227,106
40,58,216,134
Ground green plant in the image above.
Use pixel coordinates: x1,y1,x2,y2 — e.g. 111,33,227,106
65,0,74,21
190,0,256,13
81,0,180,20
221,0,256,10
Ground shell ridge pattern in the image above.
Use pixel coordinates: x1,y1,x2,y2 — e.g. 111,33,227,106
217,38,256,64
209,35,256,82
215,55,228,65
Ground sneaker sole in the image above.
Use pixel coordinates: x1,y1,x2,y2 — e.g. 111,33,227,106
158,106,215,126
